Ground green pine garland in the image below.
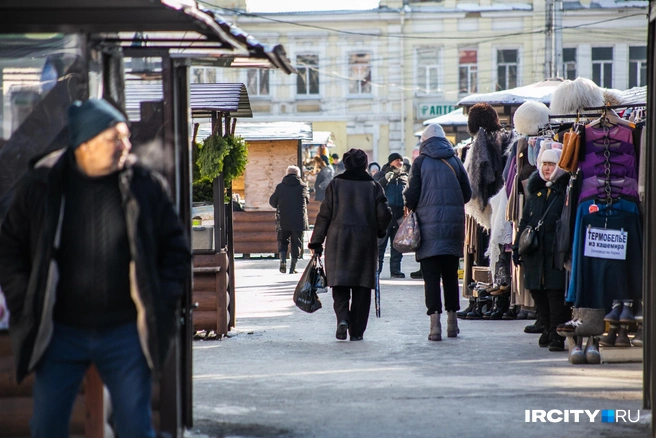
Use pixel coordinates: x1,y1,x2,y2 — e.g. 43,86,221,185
195,133,249,202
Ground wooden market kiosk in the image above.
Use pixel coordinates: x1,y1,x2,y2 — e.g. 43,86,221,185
0,1,293,436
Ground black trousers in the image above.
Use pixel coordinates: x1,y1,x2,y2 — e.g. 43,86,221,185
278,229,303,259
332,286,371,338
378,224,403,274
530,289,571,333
420,255,460,315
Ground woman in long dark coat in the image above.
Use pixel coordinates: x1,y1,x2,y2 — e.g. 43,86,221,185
513,148,571,351
309,149,391,341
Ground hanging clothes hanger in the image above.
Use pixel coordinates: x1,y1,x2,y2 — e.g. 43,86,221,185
587,107,636,129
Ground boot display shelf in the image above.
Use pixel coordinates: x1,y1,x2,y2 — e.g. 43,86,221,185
599,345,643,364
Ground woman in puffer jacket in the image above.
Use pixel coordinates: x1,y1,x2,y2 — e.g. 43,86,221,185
404,124,472,341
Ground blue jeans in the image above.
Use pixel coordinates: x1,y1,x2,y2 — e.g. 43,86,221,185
31,322,155,438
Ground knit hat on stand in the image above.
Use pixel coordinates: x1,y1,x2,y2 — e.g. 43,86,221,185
68,99,127,148
343,148,368,170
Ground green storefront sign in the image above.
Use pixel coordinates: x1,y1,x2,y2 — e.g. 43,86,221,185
418,104,456,118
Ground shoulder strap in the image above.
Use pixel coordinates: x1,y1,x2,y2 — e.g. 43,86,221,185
440,158,457,178
535,193,559,230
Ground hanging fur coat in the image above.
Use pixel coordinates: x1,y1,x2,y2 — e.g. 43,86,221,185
464,127,514,230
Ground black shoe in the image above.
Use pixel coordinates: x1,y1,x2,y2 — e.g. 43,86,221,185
457,299,476,319
548,333,566,352
289,258,298,274
538,331,550,347
336,321,348,340
391,272,405,279
410,269,423,279
350,335,363,341
502,306,518,320
524,323,545,334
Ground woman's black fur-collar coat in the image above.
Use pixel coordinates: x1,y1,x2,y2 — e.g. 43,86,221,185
309,169,391,289
514,171,570,291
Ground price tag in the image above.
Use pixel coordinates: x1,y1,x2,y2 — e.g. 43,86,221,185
588,204,599,213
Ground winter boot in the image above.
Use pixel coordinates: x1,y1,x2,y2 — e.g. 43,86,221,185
491,295,509,320
457,298,476,319
525,321,546,334
599,325,619,347
410,269,423,279
635,301,643,324
502,305,518,320
615,325,631,347
428,313,442,341
584,337,601,364
548,331,566,352
467,297,486,320
538,330,550,348
568,336,586,364
516,308,530,320
632,325,643,347
619,300,635,324
289,257,298,274
573,308,606,337
447,311,459,338
279,252,287,273
604,300,623,323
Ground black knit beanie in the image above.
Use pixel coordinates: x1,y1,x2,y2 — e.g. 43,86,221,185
68,99,127,148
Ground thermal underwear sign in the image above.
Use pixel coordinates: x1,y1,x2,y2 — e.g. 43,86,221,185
584,227,628,260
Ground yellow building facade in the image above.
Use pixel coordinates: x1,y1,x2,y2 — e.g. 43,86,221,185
201,0,647,162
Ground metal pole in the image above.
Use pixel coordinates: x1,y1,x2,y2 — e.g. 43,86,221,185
554,0,563,78
545,0,554,78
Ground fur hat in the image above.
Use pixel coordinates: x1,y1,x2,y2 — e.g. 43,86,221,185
68,98,127,148
603,88,623,106
550,77,604,115
343,148,368,170
513,101,550,136
467,103,501,135
421,123,446,142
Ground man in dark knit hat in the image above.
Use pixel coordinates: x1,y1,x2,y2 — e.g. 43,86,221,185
0,98,190,437
374,152,409,278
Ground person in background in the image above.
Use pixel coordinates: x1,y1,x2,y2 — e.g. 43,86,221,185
0,98,190,437
512,148,571,352
367,162,381,176
309,149,391,341
404,123,472,341
374,152,409,278
313,155,334,202
402,156,412,174
269,165,309,274
332,153,345,175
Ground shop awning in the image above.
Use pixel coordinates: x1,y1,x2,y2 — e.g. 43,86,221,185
422,108,468,126
457,79,565,107
124,82,253,120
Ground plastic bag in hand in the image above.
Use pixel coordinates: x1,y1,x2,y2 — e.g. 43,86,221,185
392,212,421,253
293,254,327,313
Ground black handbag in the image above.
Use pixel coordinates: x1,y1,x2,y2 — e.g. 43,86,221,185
518,195,558,256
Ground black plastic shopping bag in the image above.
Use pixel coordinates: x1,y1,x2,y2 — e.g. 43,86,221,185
293,254,327,313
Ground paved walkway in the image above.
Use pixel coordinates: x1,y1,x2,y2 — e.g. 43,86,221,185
188,255,649,438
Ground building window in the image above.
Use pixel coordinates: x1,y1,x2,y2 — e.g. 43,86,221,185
629,46,647,88
247,68,270,96
563,48,576,80
348,52,371,95
191,67,217,84
458,48,477,94
416,47,440,94
592,47,613,88
296,54,319,95
496,49,518,91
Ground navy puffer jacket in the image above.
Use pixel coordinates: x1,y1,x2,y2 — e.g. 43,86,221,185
404,137,472,260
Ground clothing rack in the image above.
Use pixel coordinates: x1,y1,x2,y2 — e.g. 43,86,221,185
549,103,646,119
